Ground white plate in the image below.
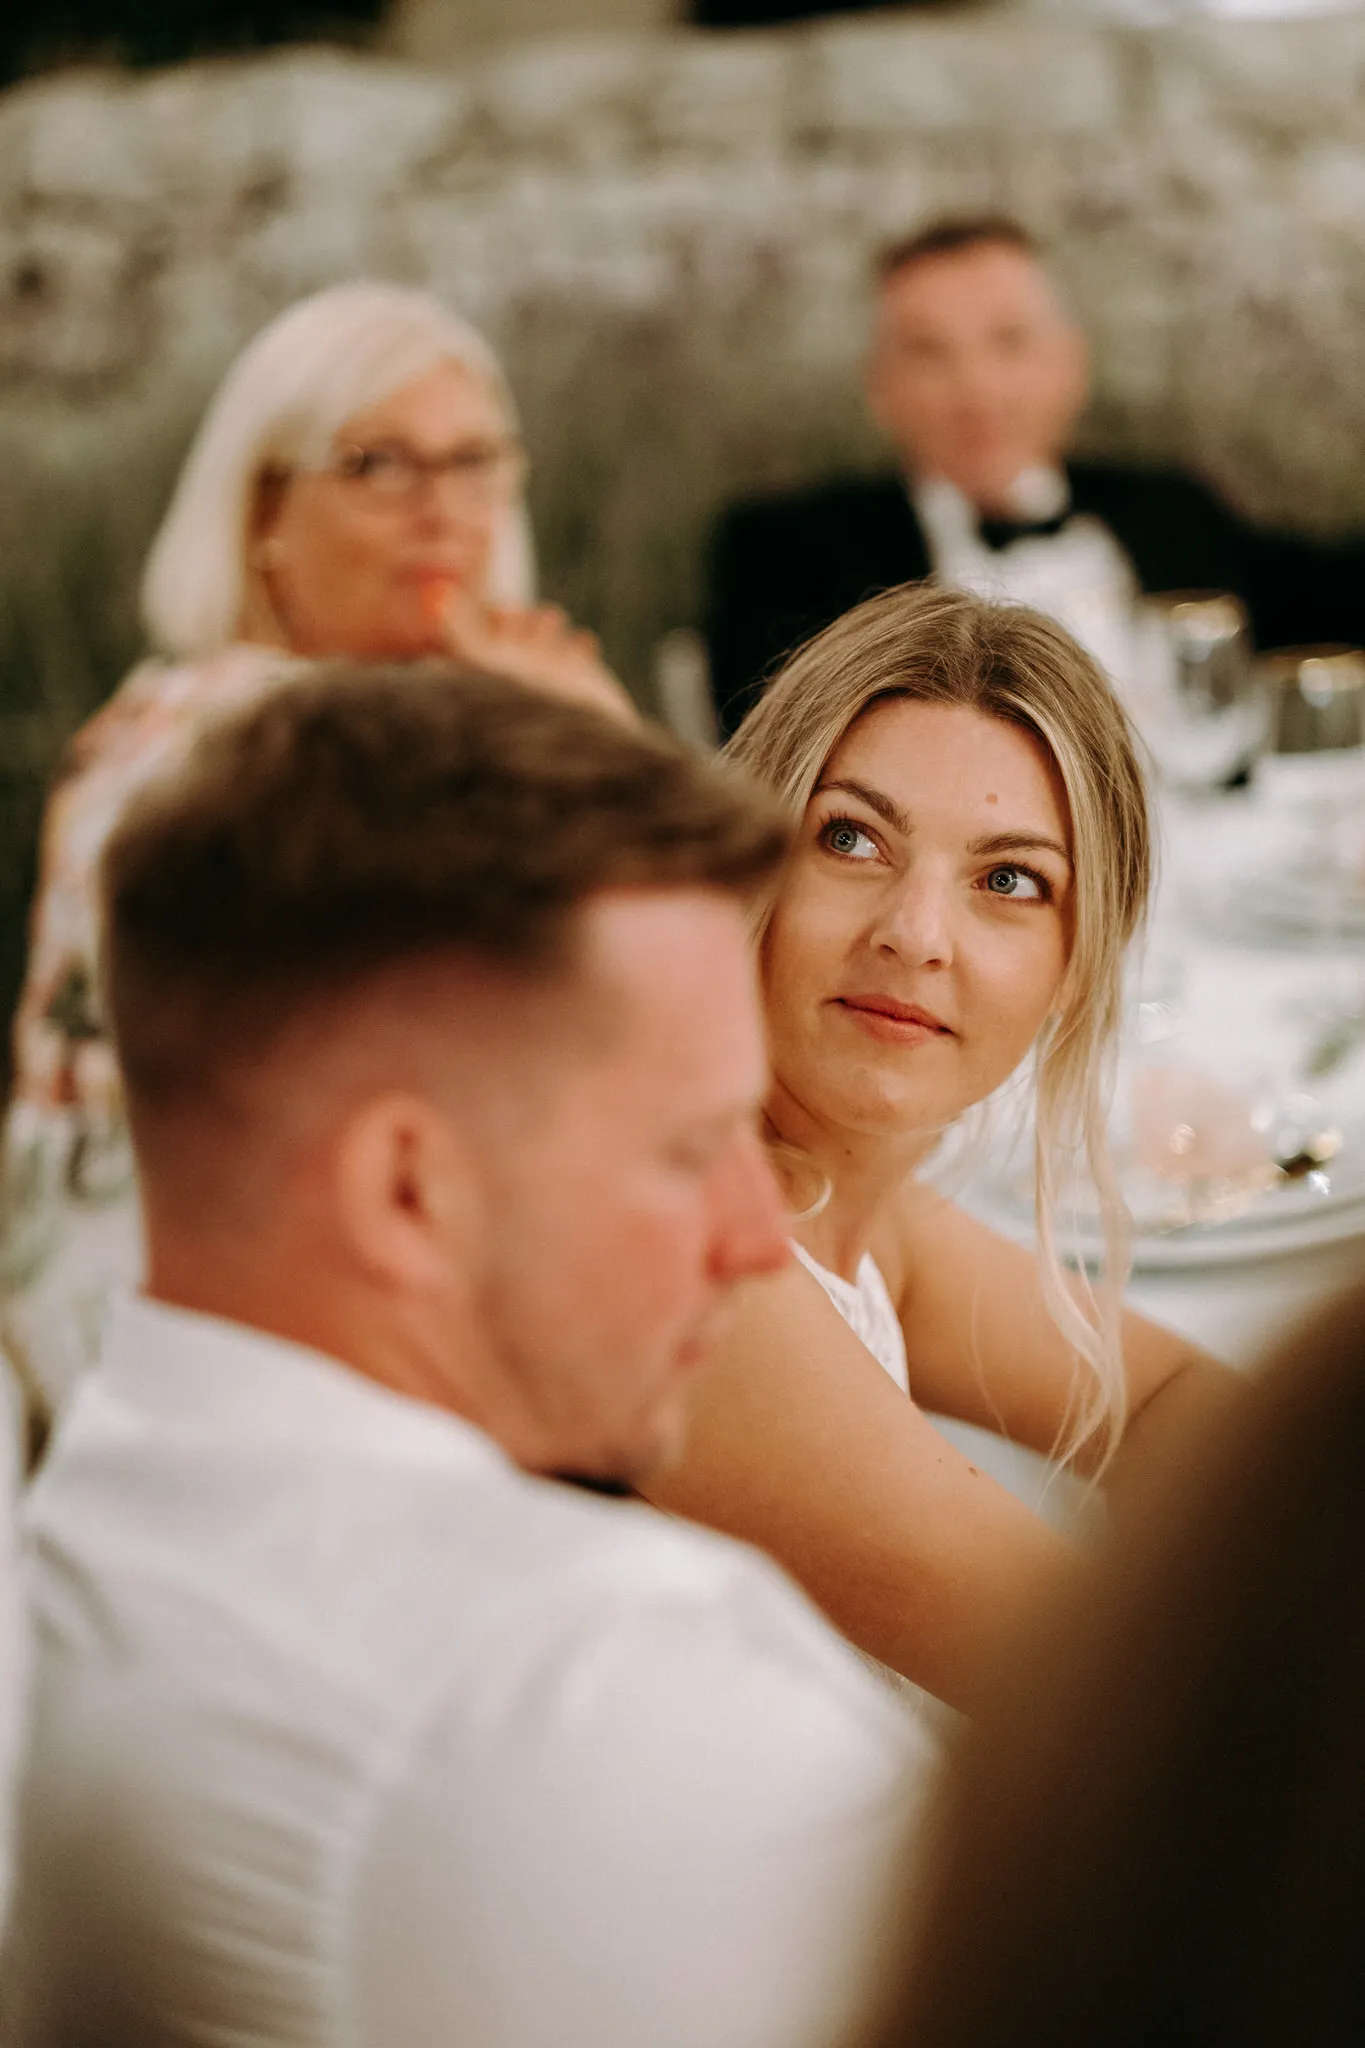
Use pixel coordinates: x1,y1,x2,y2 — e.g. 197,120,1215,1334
964,1117,1365,1271
970,1185,1365,1270
1122,1194,1365,1271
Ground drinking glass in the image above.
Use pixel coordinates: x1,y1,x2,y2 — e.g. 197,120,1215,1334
1262,645,1365,757
1132,591,1266,794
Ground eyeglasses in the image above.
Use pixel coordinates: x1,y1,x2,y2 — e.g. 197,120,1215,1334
320,437,527,506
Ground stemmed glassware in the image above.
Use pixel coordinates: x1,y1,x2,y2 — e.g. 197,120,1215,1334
1128,590,1267,797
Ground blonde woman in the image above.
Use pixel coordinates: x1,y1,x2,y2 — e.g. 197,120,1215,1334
644,584,1234,1712
4,280,626,1405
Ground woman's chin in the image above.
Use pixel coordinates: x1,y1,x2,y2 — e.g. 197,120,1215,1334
807,1075,962,1145
821,1042,967,1133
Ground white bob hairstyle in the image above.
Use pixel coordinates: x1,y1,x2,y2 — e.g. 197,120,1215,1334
141,280,535,659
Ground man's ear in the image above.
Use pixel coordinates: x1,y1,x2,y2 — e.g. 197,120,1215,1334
333,1092,483,1295
863,329,896,439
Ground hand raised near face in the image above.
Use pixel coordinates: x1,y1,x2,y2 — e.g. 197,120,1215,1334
426,583,635,723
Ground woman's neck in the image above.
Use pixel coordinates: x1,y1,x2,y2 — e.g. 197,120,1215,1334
766,1078,939,1282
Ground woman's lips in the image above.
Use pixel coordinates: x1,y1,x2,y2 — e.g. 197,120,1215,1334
833,994,954,1043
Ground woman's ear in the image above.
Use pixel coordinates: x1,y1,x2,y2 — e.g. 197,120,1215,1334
333,1091,484,1297
241,470,291,643
248,467,287,551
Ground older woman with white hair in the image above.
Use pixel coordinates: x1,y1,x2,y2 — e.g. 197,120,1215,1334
2,280,627,1407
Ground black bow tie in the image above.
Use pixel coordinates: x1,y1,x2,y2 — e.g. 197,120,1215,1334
977,509,1071,553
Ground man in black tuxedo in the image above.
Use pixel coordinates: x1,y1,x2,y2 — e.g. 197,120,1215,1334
707,216,1364,734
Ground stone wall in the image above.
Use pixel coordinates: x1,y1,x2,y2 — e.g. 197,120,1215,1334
6,14,1365,725
390,0,679,62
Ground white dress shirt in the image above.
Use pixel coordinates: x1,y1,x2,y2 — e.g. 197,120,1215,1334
913,469,1143,692
9,1293,930,2048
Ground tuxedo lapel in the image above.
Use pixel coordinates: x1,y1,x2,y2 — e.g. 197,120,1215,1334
707,476,934,733
834,478,934,596
1065,462,1248,597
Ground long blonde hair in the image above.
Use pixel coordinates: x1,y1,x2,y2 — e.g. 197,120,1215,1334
142,281,535,659
727,582,1151,1467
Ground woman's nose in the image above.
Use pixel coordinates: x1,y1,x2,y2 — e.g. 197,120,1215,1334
868,871,955,968
412,474,489,535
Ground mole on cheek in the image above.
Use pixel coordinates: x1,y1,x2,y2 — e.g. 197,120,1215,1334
985,792,998,805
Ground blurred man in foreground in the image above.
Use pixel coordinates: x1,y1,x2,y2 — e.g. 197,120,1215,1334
8,670,928,2048
708,215,1365,731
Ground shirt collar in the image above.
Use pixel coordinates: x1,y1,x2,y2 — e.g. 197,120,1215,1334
97,1289,512,1478
1004,464,1070,521
910,465,1070,545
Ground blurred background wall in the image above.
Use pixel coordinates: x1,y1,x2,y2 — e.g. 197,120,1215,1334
396,0,678,57
5,2,1365,1075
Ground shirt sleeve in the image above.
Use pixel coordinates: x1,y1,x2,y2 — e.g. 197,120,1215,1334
345,1574,931,2048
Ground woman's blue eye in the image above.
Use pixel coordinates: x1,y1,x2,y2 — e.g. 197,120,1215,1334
821,819,878,860
984,865,1043,900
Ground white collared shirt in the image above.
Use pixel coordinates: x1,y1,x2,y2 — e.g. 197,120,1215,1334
10,1294,930,2048
912,470,1142,691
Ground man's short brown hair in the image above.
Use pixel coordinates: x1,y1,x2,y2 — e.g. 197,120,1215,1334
102,667,787,1113
875,214,1040,287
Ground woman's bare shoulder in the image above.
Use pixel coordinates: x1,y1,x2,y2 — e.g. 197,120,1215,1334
714,1251,898,1371
643,1234,1077,1706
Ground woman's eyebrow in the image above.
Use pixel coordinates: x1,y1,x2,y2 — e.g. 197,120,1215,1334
969,828,1073,868
816,783,1072,870
814,777,912,836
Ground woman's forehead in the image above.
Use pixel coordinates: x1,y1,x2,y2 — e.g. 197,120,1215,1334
339,358,506,441
825,698,1066,816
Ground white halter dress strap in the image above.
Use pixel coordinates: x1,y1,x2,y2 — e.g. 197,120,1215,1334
788,1239,939,1714
789,1242,909,1396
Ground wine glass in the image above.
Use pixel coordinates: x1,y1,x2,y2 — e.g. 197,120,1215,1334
1132,591,1266,796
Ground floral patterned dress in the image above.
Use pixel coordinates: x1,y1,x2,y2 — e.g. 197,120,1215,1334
2,643,297,1410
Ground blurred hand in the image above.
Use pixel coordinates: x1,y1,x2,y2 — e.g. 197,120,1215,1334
432,586,635,722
